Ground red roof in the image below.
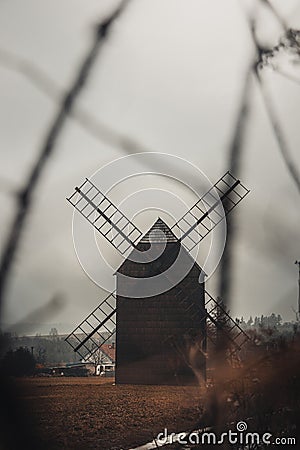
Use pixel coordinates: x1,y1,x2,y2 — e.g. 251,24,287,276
100,343,115,362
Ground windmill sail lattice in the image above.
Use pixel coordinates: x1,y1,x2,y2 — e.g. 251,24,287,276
66,171,250,371
172,171,250,252
67,178,142,255
171,276,250,360
66,287,249,363
65,291,116,360
204,290,250,356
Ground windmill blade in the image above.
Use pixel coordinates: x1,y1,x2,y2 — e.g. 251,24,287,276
65,291,116,361
171,171,250,252
67,178,143,255
204,290,250,355
172,278,249,354
160,279,249,367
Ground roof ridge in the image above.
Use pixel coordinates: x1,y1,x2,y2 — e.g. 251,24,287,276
139,218,178,243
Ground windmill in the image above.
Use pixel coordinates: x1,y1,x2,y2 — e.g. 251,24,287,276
65,171,250,384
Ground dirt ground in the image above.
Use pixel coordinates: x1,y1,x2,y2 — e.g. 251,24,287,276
15,377,203,450
7,342,299,450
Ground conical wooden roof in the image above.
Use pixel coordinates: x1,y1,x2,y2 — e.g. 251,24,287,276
139,218,178,243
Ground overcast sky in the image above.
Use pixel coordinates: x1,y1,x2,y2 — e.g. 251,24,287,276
0,0,300,334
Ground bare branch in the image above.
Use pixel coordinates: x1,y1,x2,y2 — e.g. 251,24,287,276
243,11,300,195
6,293,64,336
255,67,300,194
274,67,300,87
0,0,131,308
0,48,208,195
0,46,151,157
0,47,59,99
218,66,253,306
0,174,17,195
259,0,288,32
249,27,300,194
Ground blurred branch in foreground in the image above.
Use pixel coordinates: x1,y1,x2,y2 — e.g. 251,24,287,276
0,0,131,310
246,9,300,195
6,293,64,337
217,66,253,306
254,58,300,193
0,46,151,156
219,0,300,308
254,63,300,195
260,0,288,32
274,68,300,87
0,48,207,191
218,0,300,307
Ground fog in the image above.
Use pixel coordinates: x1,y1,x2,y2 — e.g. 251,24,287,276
0,0,299,334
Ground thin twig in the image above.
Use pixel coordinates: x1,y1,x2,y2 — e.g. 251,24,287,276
259,0,288,32
0,47,209,202
0,175,17,195
0,47,59,99
254,65,300,194
0,0,131,308
217,66,252,306
274,67,300,87
0,46,151,156
6,293,64,336
247,19,300,194
241,5,300,195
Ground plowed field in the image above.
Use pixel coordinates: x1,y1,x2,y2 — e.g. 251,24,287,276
16,377,202,449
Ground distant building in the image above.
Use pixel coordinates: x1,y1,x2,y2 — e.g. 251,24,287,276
98,343,115,377
99,343,115,364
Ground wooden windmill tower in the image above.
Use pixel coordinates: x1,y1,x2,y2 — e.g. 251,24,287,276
65,171,250,384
